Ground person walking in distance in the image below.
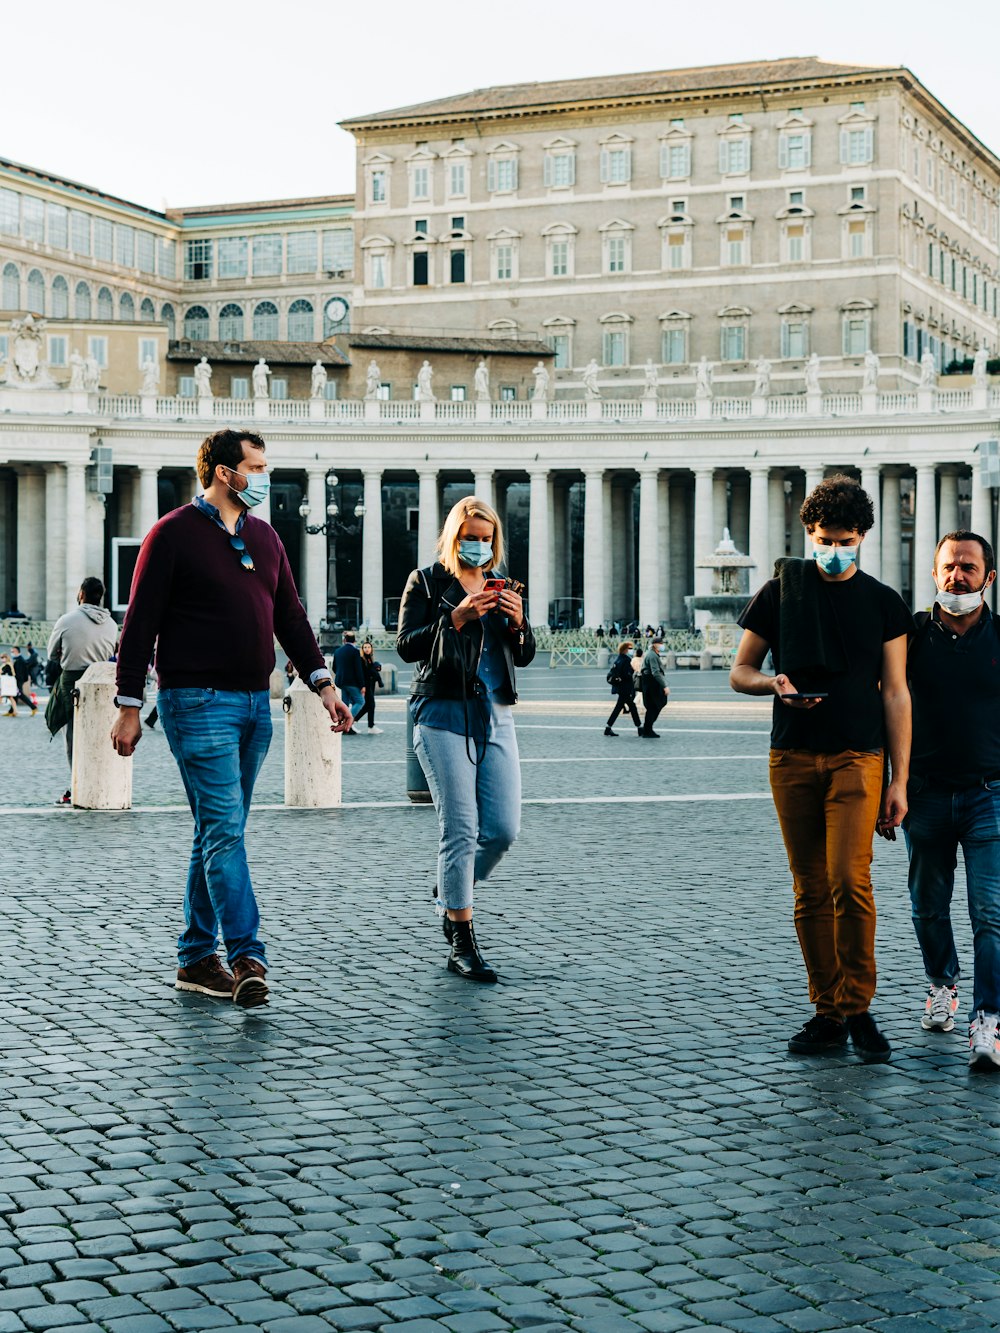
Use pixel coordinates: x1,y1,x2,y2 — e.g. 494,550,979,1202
639,637,669,737
111,428,352,1007
604,640,641,736
1,654,18,716
901,530,1000,1068
11,647,37,714
397,496,535,982
45,578,119,803
354,640,384,734
730,475,911,1063
332,630,365,735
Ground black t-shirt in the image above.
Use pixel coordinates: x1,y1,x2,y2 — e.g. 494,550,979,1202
910,608,1000,784
738,569,912,752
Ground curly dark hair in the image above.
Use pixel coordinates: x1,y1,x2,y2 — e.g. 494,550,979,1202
799,474,874,535
196,428,266,487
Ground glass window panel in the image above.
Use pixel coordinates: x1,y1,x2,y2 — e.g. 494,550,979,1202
550,239,569,276
51,276,68,318
140,297,155,321
26,269,45,314
115,225,135,267
603,329,626,366
184,238,213,281
119,292,134,320
157,238,176,278
287,299,314,340
551,334,569,368
322,229,353,271
179,376,196,398
183,305,209,339
218,304,244,339
231,377,249,400
0,188,19,236
87,335,108,367
495,244,513,280
1,264,18,311
46,204,68,249
662,328,686,363
270,378,288,400
217,236,248,278
286,231,318,274
22,196,44,241
139,337,157,365
74,282,91,319
252,234,283,276
69,210,91,254
161,303,175,337
370,253,387,288
97,286,113,319
48,335,67,366
370,170,387,203
93,218,113,261
252,301,279,339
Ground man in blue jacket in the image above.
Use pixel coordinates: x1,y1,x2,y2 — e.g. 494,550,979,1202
333,630,366,734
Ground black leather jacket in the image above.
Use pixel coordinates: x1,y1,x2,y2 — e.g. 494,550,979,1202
396,563,536,701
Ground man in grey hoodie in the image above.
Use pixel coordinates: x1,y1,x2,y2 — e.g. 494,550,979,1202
46,577,119,804
639,637,669,738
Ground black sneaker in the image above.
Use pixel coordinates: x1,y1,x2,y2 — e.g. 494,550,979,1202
55,790,72,807
846,1012,891,1063
787,1014,848,1054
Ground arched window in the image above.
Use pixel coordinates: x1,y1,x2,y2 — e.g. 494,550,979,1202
97,286,113,320
183,305,209,340
75,281,91,320
140,297,155,322
26,269,45,315
287,299,314,341
1,263,19,310
253,300,279,339
218,303,244,340
119,292,135,321
161,303,176,338
51,275,69,319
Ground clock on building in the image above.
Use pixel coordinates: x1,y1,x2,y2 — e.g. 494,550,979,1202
324,297,349,326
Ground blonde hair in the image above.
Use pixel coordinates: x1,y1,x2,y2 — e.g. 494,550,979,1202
436,496,505,576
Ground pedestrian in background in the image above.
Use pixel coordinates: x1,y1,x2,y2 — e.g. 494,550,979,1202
333,630,365,734
397,495,535,983
11,647,37,714
604,640,641,736
639,637,669,737
45,577,118,804
354,640,384,733
1,654,18,716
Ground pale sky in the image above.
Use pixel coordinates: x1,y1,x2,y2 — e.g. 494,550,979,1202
8,0,1000,212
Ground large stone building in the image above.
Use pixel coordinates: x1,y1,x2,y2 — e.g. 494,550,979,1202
342,57,1000,394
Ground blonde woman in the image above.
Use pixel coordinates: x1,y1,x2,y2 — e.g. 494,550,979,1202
397,496,536,982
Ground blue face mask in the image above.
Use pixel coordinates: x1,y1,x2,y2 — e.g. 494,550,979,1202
228,470,271,509
458,539,493,568
813,543,858,576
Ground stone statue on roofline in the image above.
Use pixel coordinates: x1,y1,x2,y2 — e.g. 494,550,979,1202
642,359,659,400
804,352,821,395
310,361,327,399
531,361,550,402
474,360,490,402
252,357,269,399
364,359,381,401
68,350,86,391
919,348,936,388
194,355,213,398
862,348,880,390
973,344,989,388
140,356,160,396
695,355,713,400
417,360,435,402
752,356,771,398
582,359,601,400
83,355,101,392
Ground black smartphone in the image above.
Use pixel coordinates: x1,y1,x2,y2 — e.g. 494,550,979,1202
782,692,828,700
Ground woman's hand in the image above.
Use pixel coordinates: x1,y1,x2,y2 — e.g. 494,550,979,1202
498,587,524,628
451,587,500,629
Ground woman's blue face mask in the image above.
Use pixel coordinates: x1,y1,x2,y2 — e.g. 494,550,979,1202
458,539,493,568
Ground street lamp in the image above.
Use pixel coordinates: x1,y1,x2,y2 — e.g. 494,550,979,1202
299,472,365,534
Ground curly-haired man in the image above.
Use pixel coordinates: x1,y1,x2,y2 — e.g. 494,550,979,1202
731,475,912,1062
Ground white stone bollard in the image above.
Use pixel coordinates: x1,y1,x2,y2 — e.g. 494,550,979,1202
283,676,341,808
71,662,132,810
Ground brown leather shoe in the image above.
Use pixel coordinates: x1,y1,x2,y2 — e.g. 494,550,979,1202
232,956,269,1008
176,954,234,998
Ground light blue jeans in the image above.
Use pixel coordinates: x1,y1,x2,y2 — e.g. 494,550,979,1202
413,708,522,911
340,685,364,718
158,688,272,969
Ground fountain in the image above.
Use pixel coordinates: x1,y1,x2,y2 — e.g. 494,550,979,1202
685,528,757,661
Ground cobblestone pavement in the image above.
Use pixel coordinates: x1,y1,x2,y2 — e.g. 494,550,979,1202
2,674,1000,1331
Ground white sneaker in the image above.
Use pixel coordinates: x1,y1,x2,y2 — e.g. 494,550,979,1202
922,983,959,1031
969,1010,1000,1068
366,726,383,734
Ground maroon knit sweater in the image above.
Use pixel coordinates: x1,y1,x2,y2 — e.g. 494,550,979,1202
116,503,325,699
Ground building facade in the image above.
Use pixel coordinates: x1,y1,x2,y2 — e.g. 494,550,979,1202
342,58,1000,395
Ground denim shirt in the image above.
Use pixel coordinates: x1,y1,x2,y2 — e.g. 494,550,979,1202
411,611,512,738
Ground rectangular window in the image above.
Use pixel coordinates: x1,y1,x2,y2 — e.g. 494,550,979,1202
324,380,338,400
138,337,157,367
667,232,688,269
842,318,869,355
450,385,466,401
115,224,134,267
0,335,7,362
488,158,517,192
779,133,811,170
607,235,627,273
500,385,517,401
601,147,631,184
286,231,317,274
376,382,391,401
157,238,176,279
412,251,428,286
87,335,108,367
231,377,249,400
840,127,874,165
252,234,283,276
370,170,387,203
136,231,155,273
494,244,513,281
184,238,213,281
411,165,429,201
780,321,807,358
550,239,569,276
270,378,288,400
662,328,686,363
660,142,691,179
0,188,18,236
322,228,353,271
179,376,196,398
370,253,388,288
726,228,745,265
69,209,91,253
719,139,750,174
449,161,467,196
721,325,746,360
48,335,67,366
450,249,465,284
603,329,627,366
450,216,465,232
21,195,44,241
545,152,576,188
551,334,570,368
46,204,68,249
848,219,866,258
217,236,248,278
787,224,804,262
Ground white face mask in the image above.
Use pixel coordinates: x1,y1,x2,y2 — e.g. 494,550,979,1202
935,582,988,616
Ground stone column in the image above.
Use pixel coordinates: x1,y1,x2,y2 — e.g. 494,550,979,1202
913,464,938,611
417,468,440,567
602,474,613,623
860,464,882,583
658,473,671,627
45,465,67,620
712,472,728,545
552,481,570,600
694,468,715,596
748,466,769,592
362,467,384,631
528,468,552,629
881,470,902,594
730,473,750,554
971,470,995,612
768,472,786,571
65,462,88,611
638,468,661,630
801,467,825,556
473,470,495,509
583,468,605,628
16,469,46,619
670,477,690,623
303,467,328,630
938,470,960,536
138,465,160,538
611,482,629,621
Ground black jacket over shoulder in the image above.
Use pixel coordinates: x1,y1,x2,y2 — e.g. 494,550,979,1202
396,563,536,702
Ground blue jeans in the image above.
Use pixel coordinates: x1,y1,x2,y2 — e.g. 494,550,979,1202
340,685,363,718
903,776,1000,1018
413,708,521,911
158,688,272,969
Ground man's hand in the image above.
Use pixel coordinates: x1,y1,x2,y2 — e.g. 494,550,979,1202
774,673,823,710
320,685,353,733
110,707,142,756
876,779,907,841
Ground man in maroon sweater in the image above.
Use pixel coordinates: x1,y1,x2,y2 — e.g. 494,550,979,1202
112,428,352,1007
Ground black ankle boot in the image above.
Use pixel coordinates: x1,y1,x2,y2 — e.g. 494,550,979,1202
447,919,498,983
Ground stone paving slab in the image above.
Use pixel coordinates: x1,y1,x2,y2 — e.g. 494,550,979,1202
2,691,1000,1331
